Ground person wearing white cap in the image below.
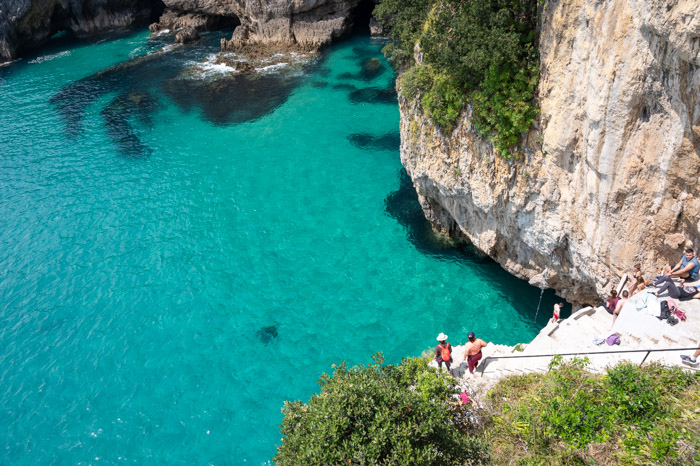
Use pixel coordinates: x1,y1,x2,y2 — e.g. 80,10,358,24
435,332,452,372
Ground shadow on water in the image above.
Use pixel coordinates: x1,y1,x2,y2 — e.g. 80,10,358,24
50,30,303,155
347,131,400,151
348,86,397,105
385,169,487,263
386,169,565,325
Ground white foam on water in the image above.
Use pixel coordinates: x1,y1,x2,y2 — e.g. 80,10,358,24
186,54,239,78
0,58,22,67
28,51,70,64
256,62,290,73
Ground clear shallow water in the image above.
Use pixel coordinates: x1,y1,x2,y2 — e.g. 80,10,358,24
0,29,560,463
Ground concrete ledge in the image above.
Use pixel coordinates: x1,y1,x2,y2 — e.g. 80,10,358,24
571,306,595,320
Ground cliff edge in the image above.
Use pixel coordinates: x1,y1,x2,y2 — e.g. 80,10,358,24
399,0,700,305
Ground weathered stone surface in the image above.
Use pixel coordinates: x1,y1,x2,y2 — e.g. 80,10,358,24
368,17,383,37
174,25,199,42
399,0,700,305
149,10,221,33
218,0,362,52
0,0,155,62
2,0,365,62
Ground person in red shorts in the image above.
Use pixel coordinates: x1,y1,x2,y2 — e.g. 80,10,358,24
549,302,564,324
462,332,488,374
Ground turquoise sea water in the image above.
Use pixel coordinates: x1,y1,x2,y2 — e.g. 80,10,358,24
0,29,560,463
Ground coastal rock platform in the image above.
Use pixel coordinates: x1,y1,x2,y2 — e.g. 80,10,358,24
433,278,700,404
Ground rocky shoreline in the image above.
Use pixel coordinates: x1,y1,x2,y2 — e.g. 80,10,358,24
1,0,378,64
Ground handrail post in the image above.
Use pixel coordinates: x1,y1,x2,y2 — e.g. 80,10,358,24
639,350,651,367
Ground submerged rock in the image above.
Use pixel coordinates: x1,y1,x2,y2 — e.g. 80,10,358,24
256,325,279,344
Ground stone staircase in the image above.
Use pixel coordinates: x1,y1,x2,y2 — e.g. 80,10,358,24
436,281,700,383
473,296,700,380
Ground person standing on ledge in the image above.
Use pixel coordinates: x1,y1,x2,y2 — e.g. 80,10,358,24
435,333,452,372
462,332,488,374
664,248,700,280
550,302,564,324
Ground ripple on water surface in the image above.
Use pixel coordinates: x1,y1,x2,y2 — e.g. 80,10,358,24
0,30,561,463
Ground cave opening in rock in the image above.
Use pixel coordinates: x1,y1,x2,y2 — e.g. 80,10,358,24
145,0,167,24
208,14,241,32
351,0,379,34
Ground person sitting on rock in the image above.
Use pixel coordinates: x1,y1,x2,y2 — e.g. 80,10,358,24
603,289,619,315
627,263,643,294
462,332,488,374
653,276,700,301
612,290,629,326
630,276,649,296
663,248,700,280
435,333,452,372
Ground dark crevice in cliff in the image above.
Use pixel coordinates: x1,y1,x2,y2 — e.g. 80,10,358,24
147,0,166,24
11,0,167,60
349,0,377,35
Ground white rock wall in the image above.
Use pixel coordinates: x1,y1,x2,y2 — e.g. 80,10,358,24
400,0,700,304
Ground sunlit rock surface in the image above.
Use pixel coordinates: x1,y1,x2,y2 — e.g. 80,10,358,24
399,0,700,305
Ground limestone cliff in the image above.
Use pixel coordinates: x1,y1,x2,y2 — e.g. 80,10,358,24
1,0,371,62
0,0,160,62
400,0,700,305
147,0,365,52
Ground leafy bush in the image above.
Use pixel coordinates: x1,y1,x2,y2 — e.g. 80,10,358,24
274,353,488,465
486,359,700,464
375,0,540,157
373,0,434,67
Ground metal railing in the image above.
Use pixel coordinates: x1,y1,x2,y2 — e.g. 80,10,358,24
479,347,699,377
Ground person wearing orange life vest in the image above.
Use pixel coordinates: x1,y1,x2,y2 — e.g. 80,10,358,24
435,332,452,372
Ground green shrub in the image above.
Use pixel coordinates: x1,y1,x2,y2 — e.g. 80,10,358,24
373,0,435,67
486,359,700,464
540,357,611,447
274,353,488,465
374,0,540,157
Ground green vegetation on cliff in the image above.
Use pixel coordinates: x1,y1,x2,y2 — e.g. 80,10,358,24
274,354,487,464
374,0,539,158
275,355,700,464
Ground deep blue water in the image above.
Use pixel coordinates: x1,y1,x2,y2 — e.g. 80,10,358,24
0,29,560,463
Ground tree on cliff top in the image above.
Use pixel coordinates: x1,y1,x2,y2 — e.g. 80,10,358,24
374,0,540,158
273,354,488,465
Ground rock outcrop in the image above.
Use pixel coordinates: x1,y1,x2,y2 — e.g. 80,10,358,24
218,0,363,53
0,0,159,62
2,0,372,62
148,0,365,52
399,0,700,305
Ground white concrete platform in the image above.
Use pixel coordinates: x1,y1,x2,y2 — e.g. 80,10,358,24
430,277,700,397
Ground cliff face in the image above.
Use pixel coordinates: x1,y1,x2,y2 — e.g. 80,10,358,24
0,0,158,61
218,0,363,52
400,0,700,304
1,0,367,62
